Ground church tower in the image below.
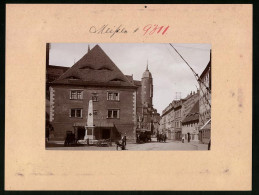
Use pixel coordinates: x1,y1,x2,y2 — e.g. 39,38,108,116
141,61,153,108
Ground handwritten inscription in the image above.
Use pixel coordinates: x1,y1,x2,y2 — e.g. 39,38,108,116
89,24,128,38
89,24,170,38
143,24,170,36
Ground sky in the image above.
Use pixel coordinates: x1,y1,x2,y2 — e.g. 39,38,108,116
49,43,211,114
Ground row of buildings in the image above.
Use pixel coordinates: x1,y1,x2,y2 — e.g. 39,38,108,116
46,44,160,141
160,54,211,144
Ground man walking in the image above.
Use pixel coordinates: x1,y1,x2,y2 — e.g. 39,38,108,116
122,133,127,146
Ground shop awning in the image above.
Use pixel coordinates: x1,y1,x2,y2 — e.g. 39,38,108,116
94,121,114,128
73,121,115,128
73,122,86,127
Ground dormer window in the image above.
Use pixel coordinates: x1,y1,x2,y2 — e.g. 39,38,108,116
110,78,124,82
98,66,112,71
66,76,80,80
79,66,95,70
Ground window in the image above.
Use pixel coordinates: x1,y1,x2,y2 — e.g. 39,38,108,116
107,109,120,119
70,108,82,118
93,110,98,115
70,90,83,100
92,93,98,102
107,92,119,101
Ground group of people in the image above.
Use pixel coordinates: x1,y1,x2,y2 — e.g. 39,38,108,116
156,132,167,142
136,131,152,143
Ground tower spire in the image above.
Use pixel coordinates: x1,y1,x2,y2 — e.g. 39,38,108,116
146,60,149,71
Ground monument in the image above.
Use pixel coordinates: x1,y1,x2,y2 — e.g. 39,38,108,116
84,100,95,140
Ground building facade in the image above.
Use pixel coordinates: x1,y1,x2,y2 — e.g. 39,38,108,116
160,102,174,139
198,54,211,144
160,91,199,141
173,100,184,140
182,101,199,142
47,44,159,141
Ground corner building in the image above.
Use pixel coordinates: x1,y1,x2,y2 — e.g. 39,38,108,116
48,45,159,141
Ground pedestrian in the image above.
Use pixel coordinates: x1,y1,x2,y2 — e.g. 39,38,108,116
182,135,185,143
208,139,211,150
122,133,127,146
188,133,190,143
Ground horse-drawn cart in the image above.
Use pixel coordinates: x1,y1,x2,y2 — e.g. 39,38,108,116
136,129,152,143
157,132,167,142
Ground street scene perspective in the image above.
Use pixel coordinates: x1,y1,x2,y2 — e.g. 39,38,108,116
46,43,211,150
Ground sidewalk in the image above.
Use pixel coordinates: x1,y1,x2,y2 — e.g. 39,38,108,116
167,140,209,150
45,139,137,148
189,141,209,150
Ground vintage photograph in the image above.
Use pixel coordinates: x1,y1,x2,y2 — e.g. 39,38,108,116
46,43,211,150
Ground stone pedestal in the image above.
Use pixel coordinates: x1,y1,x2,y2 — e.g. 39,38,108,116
84,126,95,140
193,134,199,142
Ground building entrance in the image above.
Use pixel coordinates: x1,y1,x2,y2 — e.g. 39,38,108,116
77,127,85,140
102,129,111,139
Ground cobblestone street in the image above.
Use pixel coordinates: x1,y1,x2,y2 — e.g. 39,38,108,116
46,139,208,151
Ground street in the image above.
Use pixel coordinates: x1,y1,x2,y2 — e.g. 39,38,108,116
46,140,208,151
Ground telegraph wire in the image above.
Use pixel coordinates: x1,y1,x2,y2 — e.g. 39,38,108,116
168,43,211,108
167,43,211,125
169,43,211,94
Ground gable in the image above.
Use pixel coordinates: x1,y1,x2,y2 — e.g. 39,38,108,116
52,45,136,88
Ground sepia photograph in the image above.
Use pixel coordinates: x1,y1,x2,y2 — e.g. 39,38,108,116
5,4,252,190
46,43,211,150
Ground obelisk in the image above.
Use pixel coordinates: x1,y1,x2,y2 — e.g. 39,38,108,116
84,100,95,140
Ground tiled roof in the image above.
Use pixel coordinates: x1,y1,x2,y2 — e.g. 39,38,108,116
133,80,142,86
182,101,199,123
52,45,136,88
125,75,133,82
47,65,69,71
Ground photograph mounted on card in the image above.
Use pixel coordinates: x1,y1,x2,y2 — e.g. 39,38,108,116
46,43,211,151
6,4,252,190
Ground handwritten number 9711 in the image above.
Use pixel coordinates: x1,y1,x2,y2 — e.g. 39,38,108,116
143,24,170,36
